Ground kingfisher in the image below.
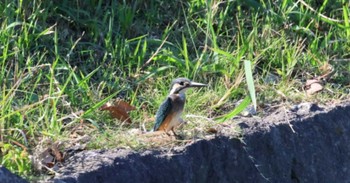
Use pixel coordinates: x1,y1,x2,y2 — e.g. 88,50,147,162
153,78,207,135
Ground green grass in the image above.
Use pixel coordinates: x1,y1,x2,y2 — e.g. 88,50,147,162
1,0,350,179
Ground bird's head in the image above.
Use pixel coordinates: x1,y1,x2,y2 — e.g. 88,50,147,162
169,78,207,95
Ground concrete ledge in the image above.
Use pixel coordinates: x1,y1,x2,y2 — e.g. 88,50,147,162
54,102,350,183
0,166,28,183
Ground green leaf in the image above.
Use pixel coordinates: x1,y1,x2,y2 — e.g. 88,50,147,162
342,0,350,38
215,96,251,123
137,66,174,83
77,66,101,87
244,60,257,111
82,90,120,117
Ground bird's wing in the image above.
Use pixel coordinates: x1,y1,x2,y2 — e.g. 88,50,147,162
153,97,172,131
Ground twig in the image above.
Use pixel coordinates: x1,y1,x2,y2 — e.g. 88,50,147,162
42,164,59,175
298,0,343,23
140,35,169,71
283,106,296,133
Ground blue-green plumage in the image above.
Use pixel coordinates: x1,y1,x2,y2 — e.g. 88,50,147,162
153,97,172,131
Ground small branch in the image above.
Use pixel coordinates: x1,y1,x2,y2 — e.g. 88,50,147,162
140,35,169,71
298,0,343,23
283,106,296,133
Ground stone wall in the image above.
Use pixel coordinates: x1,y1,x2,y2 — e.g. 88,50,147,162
53,102,350,183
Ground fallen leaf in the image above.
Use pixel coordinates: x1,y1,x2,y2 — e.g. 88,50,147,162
100,99,136,123
38,141,64,169
40,150,54,167
51,142,63,163
305,79,323,95
114,100,136,112
46,162,55,168
206,128,218,134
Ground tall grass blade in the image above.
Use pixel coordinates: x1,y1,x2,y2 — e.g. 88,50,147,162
137,66,175,83
244,60,257,111
215,96,251,123
342,0,350,38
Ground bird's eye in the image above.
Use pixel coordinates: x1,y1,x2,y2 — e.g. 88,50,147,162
179,81,184,85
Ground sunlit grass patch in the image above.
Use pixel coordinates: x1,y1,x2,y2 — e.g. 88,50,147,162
1,0,350,179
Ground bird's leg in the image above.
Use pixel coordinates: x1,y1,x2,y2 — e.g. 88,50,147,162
171,128,178,137
163,130,178,140
171,118,186,139
177,118,186,129
172,128,185,140
164,129,177,137
165,131,172,136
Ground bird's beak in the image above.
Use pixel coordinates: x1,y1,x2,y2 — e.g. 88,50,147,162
189,81,207,88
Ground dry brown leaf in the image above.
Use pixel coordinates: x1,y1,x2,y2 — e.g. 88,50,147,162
51,143,63,163
206,127,218,134
38,141,64,169
305,79,324,95
100,99,136,123
114,100,136,112
40,149,54,167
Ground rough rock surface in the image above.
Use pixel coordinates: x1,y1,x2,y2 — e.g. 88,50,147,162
53,102,350,183
0,166,28,183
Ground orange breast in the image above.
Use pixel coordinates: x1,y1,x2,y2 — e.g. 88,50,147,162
158,112,175,131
